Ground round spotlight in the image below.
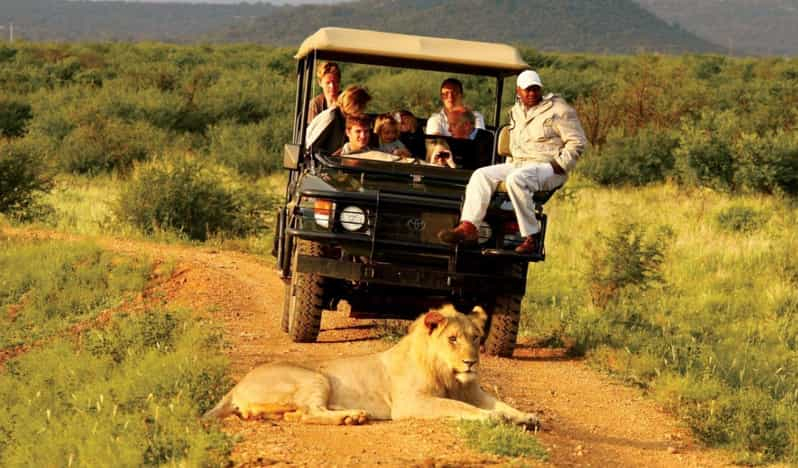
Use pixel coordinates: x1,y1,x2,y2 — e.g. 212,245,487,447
340,206,366,231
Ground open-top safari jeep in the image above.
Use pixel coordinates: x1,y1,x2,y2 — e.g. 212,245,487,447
274,28,554,356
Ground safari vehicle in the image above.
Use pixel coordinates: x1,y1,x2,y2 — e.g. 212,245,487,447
274,27,555,357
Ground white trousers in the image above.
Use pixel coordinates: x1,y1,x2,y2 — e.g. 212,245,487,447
461,162,567,236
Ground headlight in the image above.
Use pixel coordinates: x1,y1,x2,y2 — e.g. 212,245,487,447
313,199,335,229
478,222,492,244
340,205,366,232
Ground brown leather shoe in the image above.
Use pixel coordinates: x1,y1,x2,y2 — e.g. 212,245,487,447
514,235,538,255
438,221,479,244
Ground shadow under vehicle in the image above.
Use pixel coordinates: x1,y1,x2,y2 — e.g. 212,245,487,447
274,27,556,356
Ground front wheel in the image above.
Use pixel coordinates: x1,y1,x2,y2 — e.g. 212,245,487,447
286,239,326,342
483,293,522,357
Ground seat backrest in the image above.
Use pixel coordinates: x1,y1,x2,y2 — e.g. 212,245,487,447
496,125,512,159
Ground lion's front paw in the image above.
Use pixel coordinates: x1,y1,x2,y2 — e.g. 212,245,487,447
342,410,369,425
513,412,542,430
491,411,542,429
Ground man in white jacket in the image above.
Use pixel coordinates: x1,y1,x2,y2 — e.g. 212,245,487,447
438,70,587,255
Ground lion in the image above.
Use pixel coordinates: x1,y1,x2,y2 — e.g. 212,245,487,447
203,304,540,427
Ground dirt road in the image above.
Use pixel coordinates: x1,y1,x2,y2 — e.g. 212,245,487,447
7,229,734,467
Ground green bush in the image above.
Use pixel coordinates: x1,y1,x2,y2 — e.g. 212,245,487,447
674,113,736,191
0,97,33,138
116,153,276,241
588,222,670,307
0,46,17,63
60,117,167,175
732,130,798,196
579,126,677,186
0,140,52,218
715,205,769,233
207,119,286,177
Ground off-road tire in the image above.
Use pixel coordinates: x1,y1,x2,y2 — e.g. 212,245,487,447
287,239,326,342
483,293,522,357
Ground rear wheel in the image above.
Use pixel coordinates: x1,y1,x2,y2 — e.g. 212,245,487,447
287,239,326,342
483,293,521,357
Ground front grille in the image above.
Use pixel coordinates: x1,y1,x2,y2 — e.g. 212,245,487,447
375,204,458,246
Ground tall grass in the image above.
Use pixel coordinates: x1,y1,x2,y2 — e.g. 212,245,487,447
0,238,231,466
0,310,231,466
39,174,128,236
0,238,150,348
522,178,798,463
455,420,548,460
32,172,286,253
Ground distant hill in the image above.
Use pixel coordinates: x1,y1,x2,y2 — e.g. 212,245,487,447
0,0,722,54
0,0,276,42
208,0,722,54
636,0,798,56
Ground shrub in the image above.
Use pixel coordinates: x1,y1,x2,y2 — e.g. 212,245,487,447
588,222,670,307
116,153,276,241
0,140,52,218
207,119,285,177
0,98,33,138
715,205,769,234
750,130,798,196
579,126,677,186
0,46,16,63
674,115,736,191
60,118,167,175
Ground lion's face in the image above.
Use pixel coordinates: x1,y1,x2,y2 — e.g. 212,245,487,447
418,305,487,385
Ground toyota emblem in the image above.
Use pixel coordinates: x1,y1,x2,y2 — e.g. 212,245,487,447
406,218,426,232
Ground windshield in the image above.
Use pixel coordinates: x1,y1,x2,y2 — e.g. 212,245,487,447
303,63,507,171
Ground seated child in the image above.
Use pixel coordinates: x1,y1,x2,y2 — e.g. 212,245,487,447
397,109,425,157
374,113,411,157
334,114,372,156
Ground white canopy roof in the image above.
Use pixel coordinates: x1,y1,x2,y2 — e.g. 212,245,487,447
295,27,529,75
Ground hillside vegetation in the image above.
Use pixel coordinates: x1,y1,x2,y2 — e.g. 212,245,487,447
212,0,720,54
1,41,797,463
1,0,720,54
637,0,798,56
0,0,275,42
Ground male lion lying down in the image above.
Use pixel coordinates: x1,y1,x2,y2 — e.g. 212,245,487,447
205,305,540,426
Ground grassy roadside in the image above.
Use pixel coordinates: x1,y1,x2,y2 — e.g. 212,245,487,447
456,420,548,462
7,173,798,463
28,172,286,255
522,179,798,464
0,236,231,466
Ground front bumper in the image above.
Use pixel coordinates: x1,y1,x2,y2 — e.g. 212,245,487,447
294,254,527,293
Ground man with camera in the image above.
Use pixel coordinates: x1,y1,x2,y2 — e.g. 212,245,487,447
438,70,587,255
429,106,492,169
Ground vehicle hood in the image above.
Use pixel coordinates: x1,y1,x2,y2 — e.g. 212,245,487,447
303,161,470,200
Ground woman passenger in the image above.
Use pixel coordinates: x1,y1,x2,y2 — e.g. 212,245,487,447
306,85,371,155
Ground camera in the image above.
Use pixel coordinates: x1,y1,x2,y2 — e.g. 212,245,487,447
436,151,451,159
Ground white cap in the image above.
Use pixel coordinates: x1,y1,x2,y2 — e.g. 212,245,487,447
517,70,543,89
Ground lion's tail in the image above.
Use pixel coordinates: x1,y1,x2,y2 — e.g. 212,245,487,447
202,391,235,420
